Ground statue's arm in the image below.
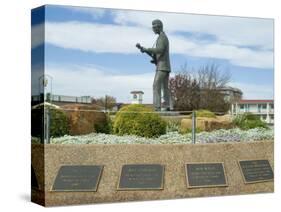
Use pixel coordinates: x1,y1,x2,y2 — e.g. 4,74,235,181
146,36,166,54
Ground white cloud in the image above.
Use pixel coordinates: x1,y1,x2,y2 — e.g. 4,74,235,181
44,21,273,69
45,21,155,53
45,64,273,104
112,10,274,50
62,6,106,19
46,64,155,103
31,23,44,49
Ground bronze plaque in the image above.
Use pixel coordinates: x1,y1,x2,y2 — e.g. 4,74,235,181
238,160,273,183
118,164,164,190
51,165,103,191
185,163,228,188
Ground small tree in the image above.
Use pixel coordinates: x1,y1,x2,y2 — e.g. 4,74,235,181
169,72,200,111
197,64,231,112
169,63,231,112
92,95,116,110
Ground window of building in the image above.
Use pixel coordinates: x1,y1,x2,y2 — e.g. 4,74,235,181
240,105,244,109
270,104,274,109
246,104,249,112
262,104,266,109
258,104,261,112
133,94,137,99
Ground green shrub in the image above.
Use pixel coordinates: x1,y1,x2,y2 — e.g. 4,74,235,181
49,108,69,137
94,114,112,134
196,109,216,118
31,104,69,138
113,104,166,138
233,113,268,130
180,127,202,134
166,119,181,132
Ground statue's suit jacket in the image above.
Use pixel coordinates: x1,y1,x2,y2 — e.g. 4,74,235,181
147,31,171,72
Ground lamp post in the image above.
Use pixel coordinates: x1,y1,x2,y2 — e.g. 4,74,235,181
38,74,53,144
38,74,53,103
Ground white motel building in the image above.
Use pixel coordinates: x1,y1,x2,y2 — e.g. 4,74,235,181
231,99,274,124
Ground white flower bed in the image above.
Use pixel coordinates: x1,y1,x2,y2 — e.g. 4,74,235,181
50,127,273,144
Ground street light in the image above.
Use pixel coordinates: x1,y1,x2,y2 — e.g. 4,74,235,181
38,74,53,103
38,74,53,144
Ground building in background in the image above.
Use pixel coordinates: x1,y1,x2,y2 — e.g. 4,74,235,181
231,99,274,124
130,91,144,104
217,86,243,103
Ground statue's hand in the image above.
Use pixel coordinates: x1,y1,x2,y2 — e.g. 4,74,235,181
136,43,145,53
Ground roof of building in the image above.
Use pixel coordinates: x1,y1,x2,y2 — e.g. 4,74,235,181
217,86,243,94
130,91,144,94
238,99,274,103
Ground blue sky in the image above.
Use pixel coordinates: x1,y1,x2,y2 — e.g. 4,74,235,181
32,5,274,103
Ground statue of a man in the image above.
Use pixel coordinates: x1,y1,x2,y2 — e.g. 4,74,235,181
136,19,171,111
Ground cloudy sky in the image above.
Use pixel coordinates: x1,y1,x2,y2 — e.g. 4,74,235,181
32,5,274,103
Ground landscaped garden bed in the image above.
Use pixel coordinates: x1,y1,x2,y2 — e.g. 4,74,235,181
46,127,273,145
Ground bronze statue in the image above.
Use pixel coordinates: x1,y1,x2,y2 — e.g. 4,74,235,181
136,19,171,111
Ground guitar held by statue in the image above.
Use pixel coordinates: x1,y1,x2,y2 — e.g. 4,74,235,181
136,43,157,65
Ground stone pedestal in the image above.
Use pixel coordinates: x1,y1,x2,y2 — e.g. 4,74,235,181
31,141,273,206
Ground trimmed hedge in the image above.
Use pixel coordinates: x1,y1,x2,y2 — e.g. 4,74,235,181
113,104,166,138
49,108,69,137
31,104,69,138
94,114,112,134
61,104,110,135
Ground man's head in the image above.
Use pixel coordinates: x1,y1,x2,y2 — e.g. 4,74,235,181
152,19,163,34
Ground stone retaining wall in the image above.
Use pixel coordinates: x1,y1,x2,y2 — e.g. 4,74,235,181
31,141,274,206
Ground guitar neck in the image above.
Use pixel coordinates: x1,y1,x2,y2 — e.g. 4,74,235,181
145,51,154,59
136,44,156,64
